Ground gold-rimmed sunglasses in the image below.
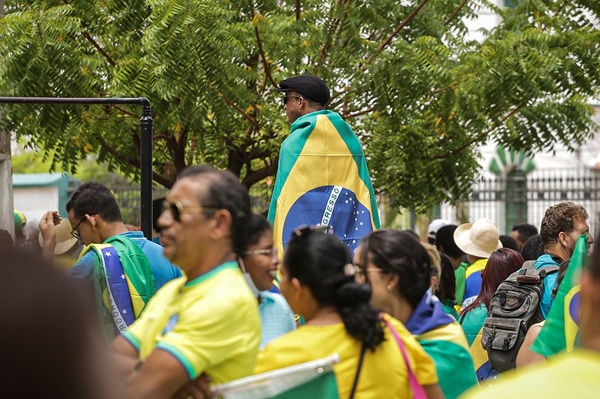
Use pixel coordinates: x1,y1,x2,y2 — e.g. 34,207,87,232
162,201,220,223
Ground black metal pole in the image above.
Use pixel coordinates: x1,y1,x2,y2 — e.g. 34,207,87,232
140,103,153,240
0,97,154,239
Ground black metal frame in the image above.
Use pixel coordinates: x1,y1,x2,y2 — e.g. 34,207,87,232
0,97,154,239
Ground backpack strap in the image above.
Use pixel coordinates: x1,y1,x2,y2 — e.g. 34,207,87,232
520,260,537,272
519,260,559,277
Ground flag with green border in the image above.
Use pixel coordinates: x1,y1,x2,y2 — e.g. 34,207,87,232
531,234,587,357
267,110,379,255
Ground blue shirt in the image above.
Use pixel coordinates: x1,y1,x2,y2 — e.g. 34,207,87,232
258,290,296,349
533,254,560,318
67,231,182,290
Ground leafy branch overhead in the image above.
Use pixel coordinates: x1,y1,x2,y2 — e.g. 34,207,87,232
1,0,599,212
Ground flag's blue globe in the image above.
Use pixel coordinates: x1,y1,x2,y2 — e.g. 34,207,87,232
282,185,372,252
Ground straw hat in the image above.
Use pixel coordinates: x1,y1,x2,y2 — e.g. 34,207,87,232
38,219,78,255
454,219,502,259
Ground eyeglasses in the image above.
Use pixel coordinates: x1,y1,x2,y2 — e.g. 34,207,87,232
355,267,387,283
355,268,386,277
293,224,333,238
283,95,302,105
70,218,86,240
241,247,279,258
162,201,220,223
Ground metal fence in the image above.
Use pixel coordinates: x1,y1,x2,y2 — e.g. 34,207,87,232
113,184,269,226
439,168,600,236
113,168,600,238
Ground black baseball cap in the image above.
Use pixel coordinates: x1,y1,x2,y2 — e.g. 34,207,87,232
275,75,330,106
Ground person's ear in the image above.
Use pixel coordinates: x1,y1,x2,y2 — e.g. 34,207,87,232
209,209,232,240
85,214,97,230
558,231,570,248
387,273,400,292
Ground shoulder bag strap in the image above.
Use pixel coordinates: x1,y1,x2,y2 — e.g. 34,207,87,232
348,343,367,399
385,319,427,399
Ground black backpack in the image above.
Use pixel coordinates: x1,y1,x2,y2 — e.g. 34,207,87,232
482,260,559,372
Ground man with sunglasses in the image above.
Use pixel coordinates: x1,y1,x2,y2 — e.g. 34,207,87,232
269,75,380,256
40,181,182,339
111,165,261,399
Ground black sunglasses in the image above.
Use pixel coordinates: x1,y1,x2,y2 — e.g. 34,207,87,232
283,95,302,105
293,224,333,238
162,201,219,223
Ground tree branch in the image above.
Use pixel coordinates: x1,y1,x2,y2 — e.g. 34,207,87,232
445,0,469,26
96,134,139,168
431,105,523,159
364,0,430,66
295,0,301,21
241,159,278,188
61,0,116,67
152,171,174,189
82,31,116,67
249,4,276,87
111,104,138,118
219,94,261,130
342,107,375,119
317,0,344,71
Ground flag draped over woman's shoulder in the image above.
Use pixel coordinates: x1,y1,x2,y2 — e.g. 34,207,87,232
531,235,588,357
268,110,380,253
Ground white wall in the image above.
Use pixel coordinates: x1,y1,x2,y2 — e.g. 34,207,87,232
13,186,59,223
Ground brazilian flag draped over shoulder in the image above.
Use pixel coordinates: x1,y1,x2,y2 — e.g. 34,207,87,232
268,110,380,253
81,235,156,340
531,234,588,357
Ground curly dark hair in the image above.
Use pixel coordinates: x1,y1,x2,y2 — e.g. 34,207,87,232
540,202,588,247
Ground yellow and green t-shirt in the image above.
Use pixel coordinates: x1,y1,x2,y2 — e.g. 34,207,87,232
123,261,261,384
255,314,438,399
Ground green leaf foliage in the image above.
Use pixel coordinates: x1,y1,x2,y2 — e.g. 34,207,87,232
1,0,599,212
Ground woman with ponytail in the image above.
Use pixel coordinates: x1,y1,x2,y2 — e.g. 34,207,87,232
355,230,477,399
254,226,442,398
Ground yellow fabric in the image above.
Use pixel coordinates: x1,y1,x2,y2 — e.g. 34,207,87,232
460,350,600,399
125,276,145,318
124,265,261,384
469,327,488,371
255,314,438,398
464,258,487,280
271,113,378,255
53,254,78,270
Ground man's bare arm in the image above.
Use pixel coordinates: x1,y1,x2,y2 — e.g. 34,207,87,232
112,335,190,399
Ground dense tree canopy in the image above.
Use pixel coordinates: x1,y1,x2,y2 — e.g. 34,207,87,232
1,0,599,212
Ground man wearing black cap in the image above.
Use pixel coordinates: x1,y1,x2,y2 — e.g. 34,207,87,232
274,75,330,123
268,75,380,256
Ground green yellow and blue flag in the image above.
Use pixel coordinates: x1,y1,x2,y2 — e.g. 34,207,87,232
268,110,380,254
531,234,588,357
82,235,156,339
407,292,478,398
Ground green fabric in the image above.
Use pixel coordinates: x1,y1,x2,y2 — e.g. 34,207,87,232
531,235,587,357
418,338,478,399
455,261,468,306
87,235,156,340
272,371,339,399
104,235,156,309
460,302,488,346
442,299,460,320
267,110,380,229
